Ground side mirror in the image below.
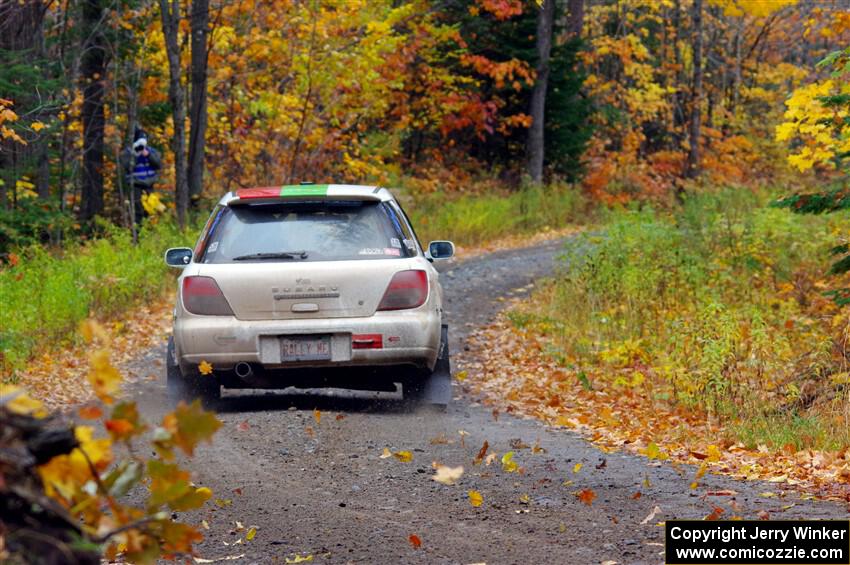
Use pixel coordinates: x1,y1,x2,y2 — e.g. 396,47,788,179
427,241,455,260
165,247,193,268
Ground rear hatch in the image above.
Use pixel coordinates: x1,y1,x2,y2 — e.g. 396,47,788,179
200,260,414,320
194,197,419,320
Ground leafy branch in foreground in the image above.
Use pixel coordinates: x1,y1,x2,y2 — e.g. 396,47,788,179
0,320,221,563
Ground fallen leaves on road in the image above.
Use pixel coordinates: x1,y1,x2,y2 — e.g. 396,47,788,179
576,489,596,506
381,448,413,462
473,440,489,465
198,360,213,375
14,296,175,409
408,534,422,548
641,505,662,525
501,451,518,473
78,405,102,419
313,409,321,425
705,506,725,520
462,310,850,500
432,463,464,485
468,490,483,507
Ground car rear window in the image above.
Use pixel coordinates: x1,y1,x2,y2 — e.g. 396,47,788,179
198,200,417,263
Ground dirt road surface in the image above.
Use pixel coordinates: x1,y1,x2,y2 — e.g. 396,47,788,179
126,240,847,564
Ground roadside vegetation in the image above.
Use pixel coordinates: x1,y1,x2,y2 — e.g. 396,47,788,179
506,188,850,451
405,182,591,247
0,221,188,375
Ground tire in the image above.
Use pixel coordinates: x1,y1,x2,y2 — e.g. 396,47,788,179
403,325,451,412
166,336,221,409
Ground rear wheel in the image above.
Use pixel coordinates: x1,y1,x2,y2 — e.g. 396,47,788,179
403,325,451,411
166,337,221,409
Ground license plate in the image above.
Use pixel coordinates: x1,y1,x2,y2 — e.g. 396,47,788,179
280,335,332,362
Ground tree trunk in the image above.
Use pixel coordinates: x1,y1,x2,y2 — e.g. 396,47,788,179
188,0,209,207
36,144,50,199
567,0,584,37
684,0,703,179
79,0,108,222
526,0,555,184
160,0,188,228
732,18,743,115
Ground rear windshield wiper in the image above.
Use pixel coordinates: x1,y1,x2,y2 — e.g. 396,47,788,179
232,251,308,261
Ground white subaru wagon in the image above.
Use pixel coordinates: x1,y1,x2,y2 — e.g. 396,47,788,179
164,184,454,408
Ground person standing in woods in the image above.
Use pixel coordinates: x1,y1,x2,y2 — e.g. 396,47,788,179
120,129,162,224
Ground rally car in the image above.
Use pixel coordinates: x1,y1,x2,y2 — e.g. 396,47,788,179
164,184,454,408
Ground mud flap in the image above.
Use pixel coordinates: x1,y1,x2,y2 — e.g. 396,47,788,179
421,324,452,407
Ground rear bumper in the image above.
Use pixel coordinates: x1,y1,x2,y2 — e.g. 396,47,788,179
174,309,441,372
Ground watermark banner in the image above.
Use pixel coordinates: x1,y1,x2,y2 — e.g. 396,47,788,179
666,520,849,564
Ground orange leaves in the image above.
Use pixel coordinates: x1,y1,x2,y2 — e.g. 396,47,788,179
705,506,725,521
157,400,222,459
468,489,483,507
478,0,523,20
460,55,534,91
576,489,596,506
105,402,147,442
473,440,489,465
408,533,422,548
78,405,103,420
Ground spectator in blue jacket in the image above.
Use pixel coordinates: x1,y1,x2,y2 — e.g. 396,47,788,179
120,129,162,224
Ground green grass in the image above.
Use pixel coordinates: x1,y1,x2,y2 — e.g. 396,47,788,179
731,412,837,452
519,187,850,450
403,183,592,247
0,220,195,377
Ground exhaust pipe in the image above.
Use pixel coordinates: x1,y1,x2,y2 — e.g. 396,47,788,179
234,362,254,379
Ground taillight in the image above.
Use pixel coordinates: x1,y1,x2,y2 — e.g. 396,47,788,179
182,276,234,316
377,270,428,311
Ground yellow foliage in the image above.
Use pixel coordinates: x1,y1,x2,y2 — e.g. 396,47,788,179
141,192,166,216
0,385,48,418
710,0,797,18
776,77,850,172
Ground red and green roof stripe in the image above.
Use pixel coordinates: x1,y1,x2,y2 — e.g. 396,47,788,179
235,184,329,200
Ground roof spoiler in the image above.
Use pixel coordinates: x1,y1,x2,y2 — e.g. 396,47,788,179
227,185,385,205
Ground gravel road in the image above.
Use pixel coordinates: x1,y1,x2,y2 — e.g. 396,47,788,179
127,239,847,564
